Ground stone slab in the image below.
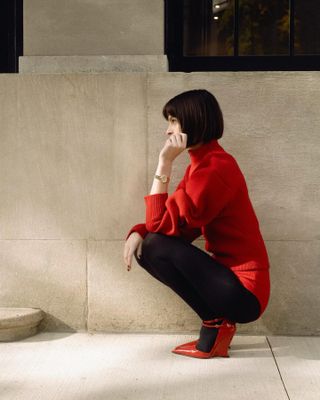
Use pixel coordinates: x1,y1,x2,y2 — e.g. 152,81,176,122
0,73,147,241
19,55,168,73
24,0,164,56
0,240,87,331
0,307,45,342
268,336,320,400
263,240,320,336
0,307,44,328
0,325,40,342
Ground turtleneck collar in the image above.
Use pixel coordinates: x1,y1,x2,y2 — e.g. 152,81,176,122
187,139,221,164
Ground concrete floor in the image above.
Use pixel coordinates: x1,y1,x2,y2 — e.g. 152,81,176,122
0,333,319,400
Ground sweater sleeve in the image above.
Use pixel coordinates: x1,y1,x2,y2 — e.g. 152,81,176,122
125,166,201,243
125,223,149,241
144,166,235,236
169,169,202,243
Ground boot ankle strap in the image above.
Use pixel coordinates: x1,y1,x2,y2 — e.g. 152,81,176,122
202,317,225,327
203,317,224,324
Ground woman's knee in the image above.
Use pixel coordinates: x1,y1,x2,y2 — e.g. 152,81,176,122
143,232,161,246
230,289,261,323
141,232,160,256
141,232,174,261
213,271,260,323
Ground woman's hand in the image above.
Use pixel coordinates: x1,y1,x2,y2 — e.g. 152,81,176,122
159,132,188,163
123,232,143,271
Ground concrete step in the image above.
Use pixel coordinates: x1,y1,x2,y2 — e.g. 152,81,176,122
0,307,45,342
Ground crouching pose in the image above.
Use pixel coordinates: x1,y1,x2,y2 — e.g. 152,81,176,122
123,89,270,359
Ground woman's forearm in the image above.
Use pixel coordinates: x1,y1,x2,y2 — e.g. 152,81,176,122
149,159,173,195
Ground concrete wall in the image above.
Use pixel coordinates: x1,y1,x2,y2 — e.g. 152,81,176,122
23,0,164,56
1,72,319,336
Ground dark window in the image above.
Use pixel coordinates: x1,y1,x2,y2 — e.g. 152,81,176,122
165,0,320,71
238,0,289,56
183,0,236,57
295,0,320,55
0,0,23,73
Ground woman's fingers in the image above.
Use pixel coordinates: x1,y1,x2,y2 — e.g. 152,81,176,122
123,246,132,271
124,236,143,271
123,246,129,264
179,132,187,147
137,241,143,258
181,132,188,146
127,251,132,271
171,132,187,148
170,134,179,146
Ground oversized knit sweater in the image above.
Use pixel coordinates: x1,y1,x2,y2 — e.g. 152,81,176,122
126,139,270,317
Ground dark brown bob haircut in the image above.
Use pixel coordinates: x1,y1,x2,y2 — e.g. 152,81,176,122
162,89,224,148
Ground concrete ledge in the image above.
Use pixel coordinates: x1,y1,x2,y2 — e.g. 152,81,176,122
0,308,45,341
19,55,168,73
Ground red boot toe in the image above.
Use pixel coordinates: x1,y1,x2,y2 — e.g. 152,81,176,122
172,339,199,352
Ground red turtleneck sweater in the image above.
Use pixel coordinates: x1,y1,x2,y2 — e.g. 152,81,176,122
126,139,270,317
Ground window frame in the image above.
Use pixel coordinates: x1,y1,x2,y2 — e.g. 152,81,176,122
164,0,320,72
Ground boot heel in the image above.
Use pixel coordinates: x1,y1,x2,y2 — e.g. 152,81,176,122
210,322,236,358
212,336,233,357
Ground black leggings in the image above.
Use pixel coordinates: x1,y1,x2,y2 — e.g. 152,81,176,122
134,232,261,324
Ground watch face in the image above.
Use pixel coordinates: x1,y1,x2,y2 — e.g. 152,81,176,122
162,175,168,183
155,174,168,183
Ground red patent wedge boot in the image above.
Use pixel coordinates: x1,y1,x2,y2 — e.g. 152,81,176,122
173,318,224,351
172,318,236,359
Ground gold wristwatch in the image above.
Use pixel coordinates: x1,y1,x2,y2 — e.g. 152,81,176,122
154,174,170,183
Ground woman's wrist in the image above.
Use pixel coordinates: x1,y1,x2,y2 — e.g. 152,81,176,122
149,159,172,195
157,158,173,174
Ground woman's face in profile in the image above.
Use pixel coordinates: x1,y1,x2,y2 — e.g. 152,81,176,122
165,115,182,138
164,113,202,150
